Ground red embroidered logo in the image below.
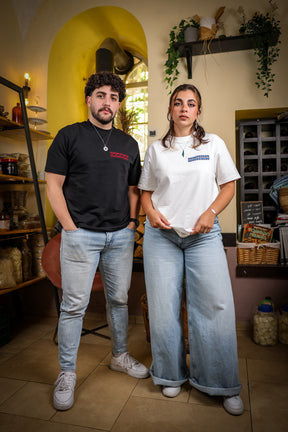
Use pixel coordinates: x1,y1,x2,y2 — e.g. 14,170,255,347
110,152,129,161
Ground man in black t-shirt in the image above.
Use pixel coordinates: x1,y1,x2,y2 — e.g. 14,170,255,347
45,72,149,411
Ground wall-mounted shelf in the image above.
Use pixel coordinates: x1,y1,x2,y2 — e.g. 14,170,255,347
0,115,53,141
174,34,257,79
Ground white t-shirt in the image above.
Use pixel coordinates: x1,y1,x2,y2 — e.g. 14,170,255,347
138,133,240,237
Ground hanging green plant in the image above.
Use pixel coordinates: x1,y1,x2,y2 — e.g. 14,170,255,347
164,17,200,92
238,1,281,97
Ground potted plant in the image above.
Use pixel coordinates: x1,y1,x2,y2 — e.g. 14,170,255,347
164,16,200,91
115,106,139,135
238,1,281,97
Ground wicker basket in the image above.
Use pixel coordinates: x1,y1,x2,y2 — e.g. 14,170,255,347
237,241,280,265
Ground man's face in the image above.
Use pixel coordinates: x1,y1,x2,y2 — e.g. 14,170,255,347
87,85,121,126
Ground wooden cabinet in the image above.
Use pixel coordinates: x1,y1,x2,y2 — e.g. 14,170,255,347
0,77,52,295
237,118,288,224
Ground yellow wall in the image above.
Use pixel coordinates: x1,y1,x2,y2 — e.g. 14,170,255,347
1,0,288,232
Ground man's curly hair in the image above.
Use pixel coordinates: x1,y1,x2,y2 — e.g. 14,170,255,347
85,72,126,102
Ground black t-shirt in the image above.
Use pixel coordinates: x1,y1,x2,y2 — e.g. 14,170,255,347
45,120,141,232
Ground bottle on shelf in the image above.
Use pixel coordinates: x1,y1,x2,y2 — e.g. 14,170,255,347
12,102,23,124
263,162,273,172
0,203,10,231
244,165,255,173
244,182,256,189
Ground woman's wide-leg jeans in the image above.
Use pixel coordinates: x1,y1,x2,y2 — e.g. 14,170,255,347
143,220,241,396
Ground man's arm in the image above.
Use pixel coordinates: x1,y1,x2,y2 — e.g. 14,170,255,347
127,185,140,229
46,172,77,231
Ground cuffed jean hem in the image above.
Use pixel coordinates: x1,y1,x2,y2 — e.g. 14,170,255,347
189,378,242,397
151,374,188,387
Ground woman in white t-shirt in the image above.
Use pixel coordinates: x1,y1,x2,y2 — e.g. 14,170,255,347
138,83,243,416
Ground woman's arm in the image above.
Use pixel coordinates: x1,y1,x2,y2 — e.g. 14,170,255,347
192,180,236,234
141,190,171,229
46,172,77,231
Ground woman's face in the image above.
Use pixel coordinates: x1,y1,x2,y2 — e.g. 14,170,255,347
170,89,200,131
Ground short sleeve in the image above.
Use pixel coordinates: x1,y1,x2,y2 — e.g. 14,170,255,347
45,129,69,175
128,143,141,186
214,136,240,185
138,143,158,191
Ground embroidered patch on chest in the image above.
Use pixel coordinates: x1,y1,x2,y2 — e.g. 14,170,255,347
188,155,210,163
110,152,129,161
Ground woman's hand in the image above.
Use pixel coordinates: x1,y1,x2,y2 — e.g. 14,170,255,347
141,190,171,230
190,181,236,235
147,208,172,230
191,208,215,235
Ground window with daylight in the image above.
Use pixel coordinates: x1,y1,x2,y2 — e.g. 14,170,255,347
116,60,148,161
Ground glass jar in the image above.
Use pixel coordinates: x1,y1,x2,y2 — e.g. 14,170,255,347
253,296,278,346
2,158,18,176
0,157,4,175
0,205,11,231
279,303,288,344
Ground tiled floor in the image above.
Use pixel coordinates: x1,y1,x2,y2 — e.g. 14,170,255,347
0,313,288,432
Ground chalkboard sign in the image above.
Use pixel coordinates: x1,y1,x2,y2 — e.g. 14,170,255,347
240,201,264,225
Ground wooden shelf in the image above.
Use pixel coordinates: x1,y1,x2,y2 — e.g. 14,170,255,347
236,264,288,279
0,173,46,184
0,115,53,141
0,276,46,296
0,227,44,237
175,34,258,79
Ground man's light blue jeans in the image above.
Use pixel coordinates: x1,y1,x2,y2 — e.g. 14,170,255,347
143,219,241,397
58,226,135,372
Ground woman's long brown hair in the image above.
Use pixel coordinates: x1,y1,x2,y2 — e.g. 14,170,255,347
162,83,207,149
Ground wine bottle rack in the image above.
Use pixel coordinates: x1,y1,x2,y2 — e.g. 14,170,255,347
237,118,288,224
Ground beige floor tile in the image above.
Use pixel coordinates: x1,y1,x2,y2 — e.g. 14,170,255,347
111,396,251,432
0,352,14,365
0,412,103,432
0,339,58,383
0,338,110,385
0,377,26,405
247,358,288,383
52,365,137,430
249,380,288,432
237,331,288,362
0,382,55,420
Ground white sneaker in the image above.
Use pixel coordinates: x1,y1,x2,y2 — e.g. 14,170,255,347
110,352,149,378
53,371,76,411
223,395,244,415
162,386,181,398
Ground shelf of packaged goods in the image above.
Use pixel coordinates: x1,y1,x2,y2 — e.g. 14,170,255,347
0,276,46,296
0,173,46,184
0,115,53,141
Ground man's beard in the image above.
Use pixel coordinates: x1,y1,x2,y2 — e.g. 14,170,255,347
91,108,115,125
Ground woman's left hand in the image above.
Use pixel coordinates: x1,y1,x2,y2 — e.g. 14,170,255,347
190,209,215,235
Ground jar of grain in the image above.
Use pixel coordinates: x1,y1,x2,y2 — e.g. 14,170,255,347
279,302,288,344
253,296,278,346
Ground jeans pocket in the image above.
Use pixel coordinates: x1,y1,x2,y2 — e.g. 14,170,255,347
63,228,80,233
